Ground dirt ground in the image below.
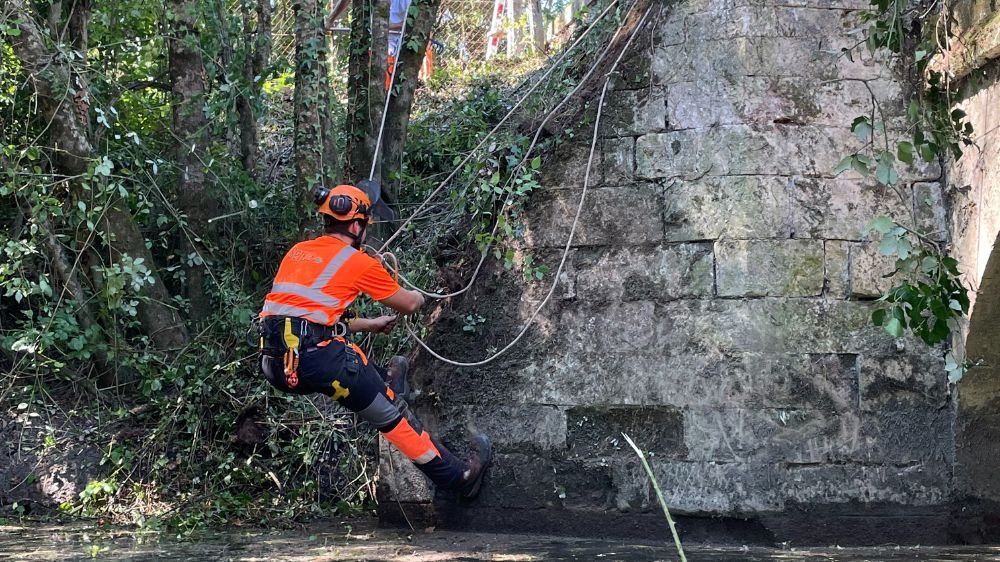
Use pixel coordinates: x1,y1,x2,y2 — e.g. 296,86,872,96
2,519,1000,561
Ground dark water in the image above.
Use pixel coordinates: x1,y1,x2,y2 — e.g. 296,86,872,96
2,521,1000,561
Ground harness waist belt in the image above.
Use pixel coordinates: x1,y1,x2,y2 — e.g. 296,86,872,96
260,316,348,355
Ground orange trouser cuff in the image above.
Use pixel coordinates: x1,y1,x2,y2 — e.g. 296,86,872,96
383,417,440,464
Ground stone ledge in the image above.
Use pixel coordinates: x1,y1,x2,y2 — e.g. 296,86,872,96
653,36,885,84
685,6,856,42
431,403,569,453
667,77,902,130
682,406,953,465
928,11,1000,80
381,502,959,546
611,459,950,515
637,126,860,179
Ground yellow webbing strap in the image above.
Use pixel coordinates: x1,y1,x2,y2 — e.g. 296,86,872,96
282,318,301,387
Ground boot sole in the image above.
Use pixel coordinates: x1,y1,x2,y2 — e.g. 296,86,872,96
388,356,410,401
462,435,493,500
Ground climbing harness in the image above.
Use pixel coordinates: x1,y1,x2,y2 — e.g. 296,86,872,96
374,2,653,367
257,316,351,387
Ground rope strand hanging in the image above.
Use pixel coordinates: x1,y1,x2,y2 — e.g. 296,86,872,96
380,4,646,300
376,0,624,253
395,4,654,368
369,3,409,181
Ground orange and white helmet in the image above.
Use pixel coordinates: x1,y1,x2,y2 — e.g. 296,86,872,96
314,184,373,224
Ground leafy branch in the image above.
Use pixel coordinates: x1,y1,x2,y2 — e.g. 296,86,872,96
838,0,975,379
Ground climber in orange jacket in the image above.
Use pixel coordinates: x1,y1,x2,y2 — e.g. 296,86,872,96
257,182,491,498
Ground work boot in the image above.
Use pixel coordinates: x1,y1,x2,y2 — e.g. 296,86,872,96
459,434,493,500
386,355,411,403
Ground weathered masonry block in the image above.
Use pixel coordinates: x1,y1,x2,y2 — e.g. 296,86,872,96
715,239,824,297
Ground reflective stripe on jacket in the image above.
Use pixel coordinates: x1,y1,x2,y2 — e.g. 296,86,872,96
261,236,401,326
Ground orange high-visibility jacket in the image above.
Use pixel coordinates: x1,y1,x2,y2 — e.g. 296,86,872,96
261,236,401,325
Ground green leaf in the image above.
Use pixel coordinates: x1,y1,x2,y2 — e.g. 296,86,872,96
851,116,873,142
896,141,914,165
851,156,870,176
895,236,912,260
94,157,114,177
919,143,936,162
871,308,887,326
928,318,950,344
833,155,854,175
875,151,898,185
884,317,904,337
530,156,541,170
946,351,964,384
878,235,898,256
864,216,893,235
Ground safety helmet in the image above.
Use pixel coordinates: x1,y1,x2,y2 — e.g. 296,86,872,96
314,184,373,224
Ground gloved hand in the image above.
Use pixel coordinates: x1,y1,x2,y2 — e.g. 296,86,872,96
368,315,398,334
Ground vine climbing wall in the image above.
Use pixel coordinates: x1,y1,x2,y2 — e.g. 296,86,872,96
379,0,981,545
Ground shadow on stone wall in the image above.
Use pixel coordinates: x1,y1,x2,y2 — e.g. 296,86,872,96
950,54,1000,542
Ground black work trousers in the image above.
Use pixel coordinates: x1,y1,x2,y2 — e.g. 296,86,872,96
260,338,467,490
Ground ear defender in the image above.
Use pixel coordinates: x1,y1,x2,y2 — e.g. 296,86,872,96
313,186,331,206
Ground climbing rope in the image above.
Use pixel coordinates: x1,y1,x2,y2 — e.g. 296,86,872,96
380,4,644,300
376,0,623,254
369,7,409,181
392,4,654,368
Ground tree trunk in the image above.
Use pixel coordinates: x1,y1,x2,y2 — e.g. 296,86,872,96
13,197,112,377
68,0,91,53
380,0,440,206
228,0,272,175
169,0,214,324
237,0,271,175
506,0,524,58
10,0,189,351
255,0,273,75
237,3,260,173
47,0,63,41
213,0,239,153
342,0,388,184
527,0,545,55
293,0,337,213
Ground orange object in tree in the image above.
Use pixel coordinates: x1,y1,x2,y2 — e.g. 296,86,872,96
384,40,434,91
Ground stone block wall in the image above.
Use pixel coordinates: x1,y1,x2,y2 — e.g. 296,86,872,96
382,0,964,545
